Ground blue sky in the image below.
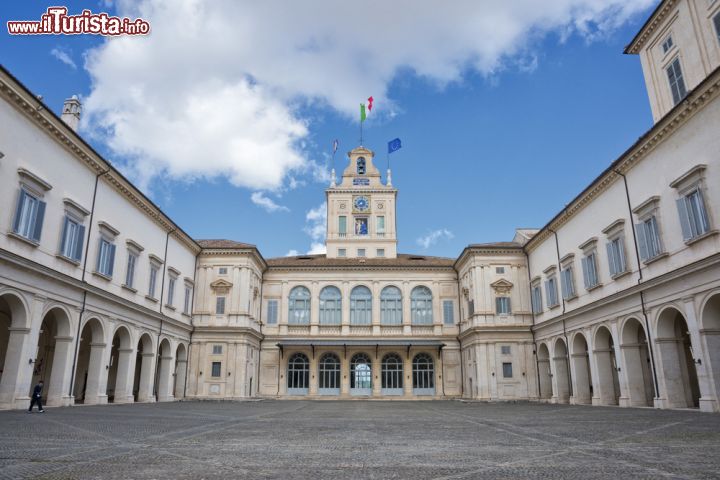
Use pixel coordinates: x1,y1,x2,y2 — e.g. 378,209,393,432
1,1,657,258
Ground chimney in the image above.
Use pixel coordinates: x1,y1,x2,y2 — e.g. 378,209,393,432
61,95,81,131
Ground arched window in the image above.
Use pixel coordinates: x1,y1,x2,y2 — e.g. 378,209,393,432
288,286,310,325
380,286,402,325
319,353,341,395
350,353,372,395
350,286,372,325
357,157,366,175
411,286,433,325
287,353,309,394
319,286,342,325
412,353,435,395
381,353,403,395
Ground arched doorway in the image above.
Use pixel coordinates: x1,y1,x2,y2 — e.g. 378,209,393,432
381,353,404,396
0,293,29,406
552,339,570,403
133,333,155,402
620,318,654,406
106,326,132,403
32,307,73,406
537,343,552,399
350,353,372,396
593,326,620,405
412,353,435,396
73,318,105,404
571,333,592,404
287,352,309,395
174,343,187,399
656,308,700,408
318,352,341,395
156,338,174,402
701,294,720,407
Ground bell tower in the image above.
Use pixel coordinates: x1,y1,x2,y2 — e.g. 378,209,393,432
326,146,397,259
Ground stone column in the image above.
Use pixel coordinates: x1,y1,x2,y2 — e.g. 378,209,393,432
570,351,591,404
310,282,319,335
340,351,350,397
403,350,413,397
83,342,108,405
610,321,629,406
174,358,187,399
402,281,411,335
45,336,74,407
137,352,156,402
372,281,380,335
157,350,175,402
341,281,350,335
114,347,135,403
0,327,31,407
592,347,616,405
372,348,381,396
682,297,716,412
309,349,318,396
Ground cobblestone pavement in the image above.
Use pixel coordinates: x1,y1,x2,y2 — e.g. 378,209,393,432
1,400,719,480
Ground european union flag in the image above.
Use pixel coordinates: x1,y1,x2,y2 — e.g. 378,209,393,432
388,138,402,154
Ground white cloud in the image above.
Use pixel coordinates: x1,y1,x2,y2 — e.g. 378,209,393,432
285,249,300,257
50,46,76,69
250,191,289,213
307,242,326,255
417,228,454,249
83,0,653,191
285,203,328,255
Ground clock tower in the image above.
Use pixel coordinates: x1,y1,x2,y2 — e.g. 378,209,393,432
325,146,398,259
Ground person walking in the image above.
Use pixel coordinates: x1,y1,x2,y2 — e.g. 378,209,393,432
28,380,45,413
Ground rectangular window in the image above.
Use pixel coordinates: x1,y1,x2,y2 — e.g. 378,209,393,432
125,252,137,288
581,252,599,289
661,35,674,54
267,299,278,324
183,285,192,314
502,362,513,378
677,189,711,241
561,266,576,300
357,248,366,257
496,267,505,274
167,277,176,306
376,216,385,235
12,189,46,242
501,346,511,355
714,12,720,45
216,296,226,315
376,248,385,257
59,216,84,261
636,216,663,261
211,362,221,377
666,57,687,105
606,237,627,277
531,285,543,314
443,300,454,325
212,345,223,355
545,277,559,307
338,248,346,257
467,299,474,317
96,238,116,277
495,297,511,315
148,264,159,298
338,216,347,236
218,267,228,275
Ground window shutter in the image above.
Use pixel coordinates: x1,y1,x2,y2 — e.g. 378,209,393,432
74,225,85,261
581,257,589,289
635,223,648,261
676,197,692,240
606,242,616,276
12,190,26,233
495,297,501,314
107,244,116,276
696,190,709,235
31,200,46,242
618,240,626,272
59,217,70,256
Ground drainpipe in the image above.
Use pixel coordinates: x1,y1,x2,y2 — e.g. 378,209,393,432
68,168,108,399
548,227,573,397
614,169,660,398
523,249,542,400
153,228,175,399
255,263,265,398
183,250,200,399
455,265,465,398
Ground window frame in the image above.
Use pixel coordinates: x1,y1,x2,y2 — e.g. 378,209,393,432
319,286,342,325
442,300,454,325
266,299,279,325
215,296,226,315
288,286,311,325
380,285,403,325
495,296,511,315
666,56,687,106
350,285,372,325
410,286,433,325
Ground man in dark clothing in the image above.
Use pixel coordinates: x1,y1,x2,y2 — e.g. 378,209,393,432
28,380,44,413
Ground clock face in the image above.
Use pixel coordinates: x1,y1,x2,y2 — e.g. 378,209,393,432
353,196,370,212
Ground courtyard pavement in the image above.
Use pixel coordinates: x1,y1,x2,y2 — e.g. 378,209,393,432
1,400,719,479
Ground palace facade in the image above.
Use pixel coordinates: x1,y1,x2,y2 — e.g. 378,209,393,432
1,0,720,411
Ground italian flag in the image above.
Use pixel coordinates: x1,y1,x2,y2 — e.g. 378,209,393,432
360,96,373,122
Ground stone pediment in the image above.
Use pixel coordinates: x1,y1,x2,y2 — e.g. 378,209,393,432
210,279,233,294
490,279,513,294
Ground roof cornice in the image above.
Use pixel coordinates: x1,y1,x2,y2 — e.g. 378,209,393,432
624,0,675,55
0,67,201,255
524,64,720,253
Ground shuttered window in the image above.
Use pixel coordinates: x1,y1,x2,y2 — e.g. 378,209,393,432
59,216,85,262
267,299,278,324
96,238,116,277
676,189,710,241
531,285,543,314
666,57,687,105
606,237,626,277
442,300,454,325
636,216,663,261
561,267,576,300
12,189,46,242
581,252,599,289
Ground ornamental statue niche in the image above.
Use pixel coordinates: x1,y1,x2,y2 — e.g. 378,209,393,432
355,217,368,235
